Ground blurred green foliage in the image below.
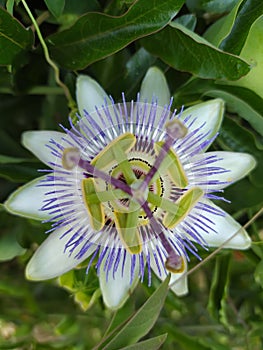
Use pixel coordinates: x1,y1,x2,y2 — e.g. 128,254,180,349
0,0,262,349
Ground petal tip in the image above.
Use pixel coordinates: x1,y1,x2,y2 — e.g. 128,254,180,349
21,130,34,151
25,259,44,281
76,74,110,116
234,228,252,250
140,66,170,106
170,272,189,296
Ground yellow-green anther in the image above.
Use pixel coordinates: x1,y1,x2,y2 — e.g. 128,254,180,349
147,192,179,214
62,147,80,170
114,210,142,254
81,178,105,231
91,133,136,170
163,187,204,229
153,141,188,188
165,255,185,274
111,139,137,185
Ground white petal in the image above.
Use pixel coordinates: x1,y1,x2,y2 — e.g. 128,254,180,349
179,99,224,152
197,199,251,249
99,250,139,309
4,176,50,220
170,269,188,296
22,130,65,167
140,67,170,106
191,151,256,190
150,248,188,296
26,226,96,280
76,75,111,117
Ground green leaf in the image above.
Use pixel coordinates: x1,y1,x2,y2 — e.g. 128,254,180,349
118,334,167,350
59,268,101,311
208,254,231,321
47,0,185,69
63,0,100,15
167,326,211,350
204,86,263,136
0,231,26,261
174,78,263,135
174,14,197,31
254,260,263,289
53,0,101,30
0,155,34,164
103,275,170,350
218,117,263,188
141,23,250,80
6,0,15,15
59,269,75,292
204,0,242,47
186,0,239,15
0,7,34,65
228,16,263,99
219,0,263,55
223,178,263,211
44,0,65,18
122,48,156,98
74,289,101,312
0,162,41,182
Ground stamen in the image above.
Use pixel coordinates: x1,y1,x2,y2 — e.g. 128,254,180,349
163,187,204,229
81,178,105,231
62,147,80,170
165,119,188,139
61,148,132,195
153,141,188,188
114,210,142,254
110,137,137,185
91,132,136,170
138,198,183,273
139,119,188,192
165,253,185,273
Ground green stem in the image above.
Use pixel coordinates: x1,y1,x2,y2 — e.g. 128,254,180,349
21,0,76,111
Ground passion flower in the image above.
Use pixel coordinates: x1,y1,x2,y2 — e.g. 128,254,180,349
5,67,256,309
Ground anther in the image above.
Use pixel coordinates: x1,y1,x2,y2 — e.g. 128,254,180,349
165,253,184,273
139,119,188,192
62,147,80,170
165,119,188,140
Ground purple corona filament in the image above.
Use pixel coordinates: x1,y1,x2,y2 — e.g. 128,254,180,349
40,96,230,286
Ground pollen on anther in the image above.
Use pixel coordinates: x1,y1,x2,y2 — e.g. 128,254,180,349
62,147,80,170
165,119,188,139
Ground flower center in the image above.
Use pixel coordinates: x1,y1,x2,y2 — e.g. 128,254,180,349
108,158,163,221
62,119,204,265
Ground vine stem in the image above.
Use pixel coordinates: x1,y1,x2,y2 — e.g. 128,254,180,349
170,206,263,288
21,0,75,110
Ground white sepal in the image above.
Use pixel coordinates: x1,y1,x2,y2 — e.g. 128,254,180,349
198,199,251,249
190,151,257,190
22,130,65,167
4,176,51,220
26,226,96,280
99,249,139,309
140,67,170,106
178,99,224,153
76,75,111,117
